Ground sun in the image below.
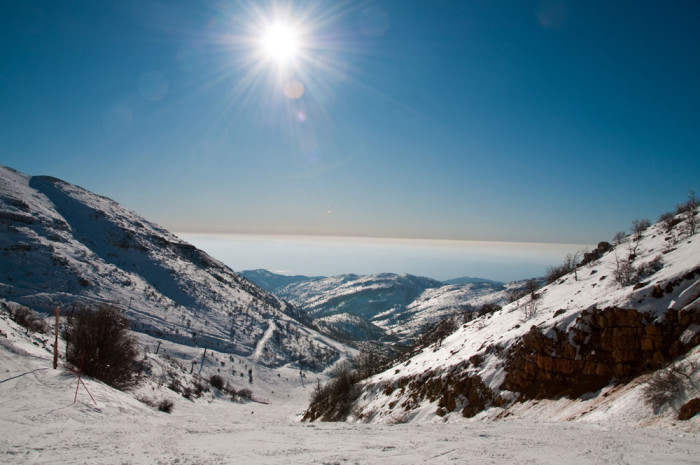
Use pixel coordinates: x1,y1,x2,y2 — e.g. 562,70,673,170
261,23,300,66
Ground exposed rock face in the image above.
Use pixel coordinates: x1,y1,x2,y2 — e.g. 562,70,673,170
502,306,700,399
678,397,700,421
372,361,498,419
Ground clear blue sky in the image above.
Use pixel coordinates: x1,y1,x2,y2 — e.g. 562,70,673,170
2,0,699,246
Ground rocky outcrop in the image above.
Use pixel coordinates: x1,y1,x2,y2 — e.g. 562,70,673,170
678,397,700,420
368,360,500,420
501,306,700,399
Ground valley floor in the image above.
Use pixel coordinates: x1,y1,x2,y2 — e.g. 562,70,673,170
2,311,699,465
2,350,699,465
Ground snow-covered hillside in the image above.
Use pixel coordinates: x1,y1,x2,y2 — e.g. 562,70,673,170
3,306,698,464
309,212,700,426
269,273,442,320
313,312,388,342
378,280,533,342
0,165,344,371
244,270,518,345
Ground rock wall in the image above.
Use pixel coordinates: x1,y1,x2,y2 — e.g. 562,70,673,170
363,360,500,421
502,306,700,399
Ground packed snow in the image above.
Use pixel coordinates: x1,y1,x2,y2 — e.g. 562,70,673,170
2,312,698,464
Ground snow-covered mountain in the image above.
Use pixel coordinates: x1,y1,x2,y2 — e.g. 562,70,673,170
0,165,344,371
313,312,388,343
380,280,533,342
239,269,325,293
442,276,503,286
244,271,444,342
253,272,443,320
305,210,700,426
244,269,524,345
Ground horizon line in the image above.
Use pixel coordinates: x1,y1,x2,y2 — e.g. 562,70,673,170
174,231,595,250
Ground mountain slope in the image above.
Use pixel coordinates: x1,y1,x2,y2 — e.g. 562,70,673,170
244,269,518,345
270,273,443,321
254,272,447,343
378,280,532,342
306,211,700,425
0,165,343,370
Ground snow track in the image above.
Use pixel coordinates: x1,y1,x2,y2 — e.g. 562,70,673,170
253,321,277,363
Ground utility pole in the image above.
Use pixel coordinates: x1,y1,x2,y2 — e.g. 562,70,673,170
198,344,207,376
53,307,59,369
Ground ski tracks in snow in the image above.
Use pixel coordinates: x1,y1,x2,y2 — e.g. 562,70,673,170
253,321,277,364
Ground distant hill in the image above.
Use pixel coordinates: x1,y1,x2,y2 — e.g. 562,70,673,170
239,269,325,293
243,269,516,345
442,276,504,286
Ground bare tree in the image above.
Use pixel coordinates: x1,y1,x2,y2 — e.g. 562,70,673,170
677,189,699,236
564,251,581,281
520,294,540,321
614,251,636,286
613,231,627,245
631,218,651,241
524,279,541,298
658,212,677,232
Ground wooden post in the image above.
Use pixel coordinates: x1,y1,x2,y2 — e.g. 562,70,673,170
53,307,59,369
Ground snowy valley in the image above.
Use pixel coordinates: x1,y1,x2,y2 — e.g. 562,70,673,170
241,269,530,345
1,165,700,464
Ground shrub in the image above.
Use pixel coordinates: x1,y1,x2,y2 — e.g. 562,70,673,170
63,303,140,390
237,388,253,400
631,218,651,241
658,212,681,232
193,380,208,396
636,255,664,280
210,374,225,391
157,399,175,413
614,258,636,286
353,346,389,379
8,305,48,333
477,303,501,317
520,295,539,321
545,264,568,284
642,361,698,413
303,361,361,422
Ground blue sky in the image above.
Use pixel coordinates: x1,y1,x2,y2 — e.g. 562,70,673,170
2,1,699,278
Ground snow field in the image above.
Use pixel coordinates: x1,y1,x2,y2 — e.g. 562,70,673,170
2,310,700,464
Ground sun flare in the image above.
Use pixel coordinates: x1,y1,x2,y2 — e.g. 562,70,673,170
261,23,300,65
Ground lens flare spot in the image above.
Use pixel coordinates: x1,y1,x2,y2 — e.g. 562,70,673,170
359,7,390,37
297,110,306,122
138,71,168,102
283,80,305,99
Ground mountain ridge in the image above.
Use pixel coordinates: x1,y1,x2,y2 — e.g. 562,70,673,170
0,165,344,371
